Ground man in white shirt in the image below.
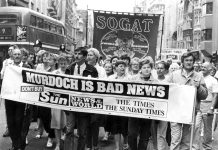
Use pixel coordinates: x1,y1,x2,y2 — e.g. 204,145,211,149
1,45,14,138
5,48,30,150
200,62,218,150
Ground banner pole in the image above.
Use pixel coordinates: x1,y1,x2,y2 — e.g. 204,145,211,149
189,90,197,150
159,12,165,60
86,5,89,46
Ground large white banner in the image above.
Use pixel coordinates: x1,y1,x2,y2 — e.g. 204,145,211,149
1,66,196,124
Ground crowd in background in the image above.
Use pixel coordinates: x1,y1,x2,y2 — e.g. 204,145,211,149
1,42,218,150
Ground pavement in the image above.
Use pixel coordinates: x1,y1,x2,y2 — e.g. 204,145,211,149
1,99,218,150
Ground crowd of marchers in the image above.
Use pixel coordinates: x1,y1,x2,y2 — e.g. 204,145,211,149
1,40,218,150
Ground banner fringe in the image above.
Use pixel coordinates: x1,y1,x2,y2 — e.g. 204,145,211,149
91,9,162,16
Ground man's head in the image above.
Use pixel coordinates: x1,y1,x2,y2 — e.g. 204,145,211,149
181,52,195,71
201,62,212,76
33,40,42,54
60,44,66,52
12,48,22,64
74,47,88,63
156,61,169,77
27,53,34,64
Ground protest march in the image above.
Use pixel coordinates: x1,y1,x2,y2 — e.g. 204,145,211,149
0,2,218,150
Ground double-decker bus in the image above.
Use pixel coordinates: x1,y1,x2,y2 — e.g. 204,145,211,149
0,6,66,68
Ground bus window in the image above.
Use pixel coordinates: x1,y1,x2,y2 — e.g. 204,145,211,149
36,17,43,28
57,26,62,34
50,24,56,33
44,21,49,31
0,14,17,24
30,15,36,26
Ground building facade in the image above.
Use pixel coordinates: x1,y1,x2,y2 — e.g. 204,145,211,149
0,0,49,14
200,0,218,58
0,0,80,53
176,0,218,61
145,0,178,58
193,0,202,51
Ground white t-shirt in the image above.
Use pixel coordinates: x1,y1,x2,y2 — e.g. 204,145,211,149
204,75,218,101
200,75,218,112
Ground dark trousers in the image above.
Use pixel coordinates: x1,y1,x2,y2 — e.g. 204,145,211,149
77,113,99,150
5,99,25,149
21,104,33,149
166,122,171,146
38,106,55,138
86,121,99,148
104,115,113,132
128,118,152,150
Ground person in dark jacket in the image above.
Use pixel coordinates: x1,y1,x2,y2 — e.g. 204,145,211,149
64,47,98,150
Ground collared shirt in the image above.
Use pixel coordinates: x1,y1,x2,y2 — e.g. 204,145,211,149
181,69,194,78
200,75,218,112
13,61,23,67
73,63,86,76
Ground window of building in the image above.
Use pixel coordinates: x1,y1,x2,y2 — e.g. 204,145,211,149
206,2,213,14
201,29,212,41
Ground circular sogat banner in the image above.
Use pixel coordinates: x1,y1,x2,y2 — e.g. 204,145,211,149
93,11,160,59
100,30,149,58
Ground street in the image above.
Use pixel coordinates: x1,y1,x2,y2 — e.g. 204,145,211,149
1,100,218,150
0,100,115,150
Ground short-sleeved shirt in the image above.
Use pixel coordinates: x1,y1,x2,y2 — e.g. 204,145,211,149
200,75,218,112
